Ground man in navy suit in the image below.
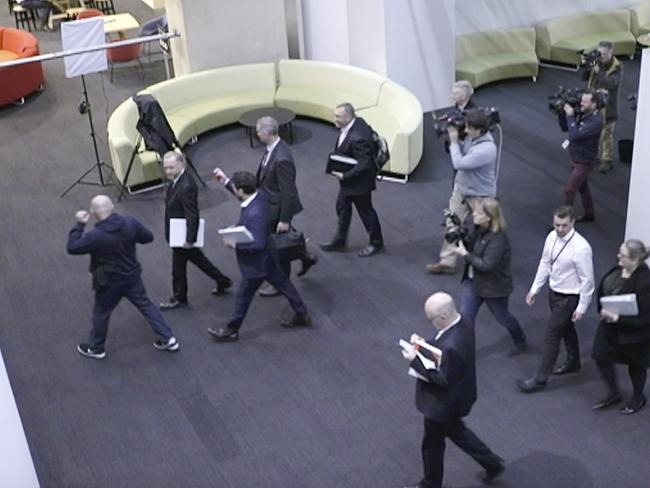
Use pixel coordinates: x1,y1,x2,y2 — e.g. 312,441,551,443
403,292,504,488
208,171,311,342
321,102,384,257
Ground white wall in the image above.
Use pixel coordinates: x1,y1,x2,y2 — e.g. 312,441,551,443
347,0,387,74
625,49,650,244
0,350,40,488
456,0,635,35
302,0,350,64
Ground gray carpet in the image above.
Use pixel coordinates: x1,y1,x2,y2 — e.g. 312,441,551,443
1,3,649,487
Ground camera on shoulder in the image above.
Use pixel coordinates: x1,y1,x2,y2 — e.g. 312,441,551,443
432,106,500,139
580,48,601,66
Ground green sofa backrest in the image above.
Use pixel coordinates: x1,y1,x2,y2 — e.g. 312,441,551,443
542,10,631,43
376,80,422,132
630,1,650,36
144,63,277,111
456,27,536,61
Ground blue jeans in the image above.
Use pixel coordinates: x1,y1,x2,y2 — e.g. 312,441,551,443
90,277,174,351
459,279,526,345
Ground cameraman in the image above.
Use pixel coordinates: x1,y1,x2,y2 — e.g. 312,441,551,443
563,89,603,223
581,40,622,173
427,111,497,275
450,198,527,356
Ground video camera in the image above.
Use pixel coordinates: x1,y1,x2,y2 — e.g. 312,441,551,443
432,106,500,139
580,48,601,66
547,86,608,115
441,209,469,245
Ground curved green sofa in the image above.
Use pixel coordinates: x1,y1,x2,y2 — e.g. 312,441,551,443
107,60,424,190
455,28,539,88
630,2,650,38
535,10,637,66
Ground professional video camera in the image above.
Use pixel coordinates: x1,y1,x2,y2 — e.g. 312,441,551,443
441,209,469,245
547,86,608,115
580,48,601,66
432,106,501,138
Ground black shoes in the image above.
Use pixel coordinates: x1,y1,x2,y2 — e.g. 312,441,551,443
297,254,318,277
211,278,233,296
77,343,106,359
484,459,506,484
319,241,346,251
208,327,239,342
160,298,187,311
576,214,594,223
153,336,180,352
517,377,547,393
620,396,647,415
281,313,312,328
553,361,581,375
358,244,383,257
592,394,622,410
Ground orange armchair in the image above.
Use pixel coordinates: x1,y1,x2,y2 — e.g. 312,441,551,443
0,27,44,106
107,40,144,82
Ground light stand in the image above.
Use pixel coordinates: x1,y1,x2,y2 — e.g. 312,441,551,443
60,74,113,198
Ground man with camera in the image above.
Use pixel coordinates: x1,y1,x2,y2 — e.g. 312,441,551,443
426,111,497,275
562,89,603,223
581,41,622,173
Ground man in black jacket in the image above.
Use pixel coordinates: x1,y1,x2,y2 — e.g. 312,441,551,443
160,152,232,310
403,292,504,488
67,195,179,359
321,102,384,257
562,89,603,223
581,40,622,173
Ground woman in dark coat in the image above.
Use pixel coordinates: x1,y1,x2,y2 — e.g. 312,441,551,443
451,197,527,355
592,239,650,414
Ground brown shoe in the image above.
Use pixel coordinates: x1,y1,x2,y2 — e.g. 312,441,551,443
425,263,456,274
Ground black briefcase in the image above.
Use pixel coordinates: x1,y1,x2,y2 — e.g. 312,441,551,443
271,229,306,261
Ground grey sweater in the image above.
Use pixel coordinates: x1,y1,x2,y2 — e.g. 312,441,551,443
450,132,497,197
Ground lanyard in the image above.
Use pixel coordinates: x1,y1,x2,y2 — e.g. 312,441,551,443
550,231,575,269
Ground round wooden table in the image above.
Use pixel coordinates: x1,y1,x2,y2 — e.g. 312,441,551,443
238,107,295,148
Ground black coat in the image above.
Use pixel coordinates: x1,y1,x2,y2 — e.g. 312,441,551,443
334,117,377,196
410,316,477,422
256,139,303,226
462,228,514,298
566,110,602,163
593,264,650,362
164,171,199,244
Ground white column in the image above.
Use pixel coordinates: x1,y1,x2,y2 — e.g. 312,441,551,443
302,0,350,63
625,49,650,244
166,0,289,76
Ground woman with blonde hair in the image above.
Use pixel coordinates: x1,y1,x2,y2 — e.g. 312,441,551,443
451,198,527,355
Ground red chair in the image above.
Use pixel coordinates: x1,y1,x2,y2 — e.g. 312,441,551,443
76,8,103,19
107,40,144,82
0,27,45,106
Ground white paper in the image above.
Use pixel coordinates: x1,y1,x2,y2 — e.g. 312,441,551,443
408,368,428,382
329,154,358,165
217,226,254,244
600,294,639,316
414,339,443,368
169,218,205,248
61,17,107,78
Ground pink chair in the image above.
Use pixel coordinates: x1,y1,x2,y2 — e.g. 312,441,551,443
76,8,103,19
107,40,144,82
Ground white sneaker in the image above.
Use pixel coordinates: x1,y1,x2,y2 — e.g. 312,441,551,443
153,336,179,352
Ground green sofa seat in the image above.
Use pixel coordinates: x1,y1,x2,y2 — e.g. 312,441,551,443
455,28,538,88
536,10,636,65
274,85,375,122
630,1,650,37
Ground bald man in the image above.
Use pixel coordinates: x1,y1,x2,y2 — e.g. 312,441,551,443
67,195,179,359
402,292,503,488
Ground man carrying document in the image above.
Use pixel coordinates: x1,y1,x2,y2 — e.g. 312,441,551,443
402,292,504,488
160,152,232,311
208,171,311,342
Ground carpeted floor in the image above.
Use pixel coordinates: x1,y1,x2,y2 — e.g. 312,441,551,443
1,3,649,487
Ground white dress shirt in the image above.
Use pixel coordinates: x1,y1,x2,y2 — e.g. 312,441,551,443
529,228,595,314
240,192,258,208
337,118,356,148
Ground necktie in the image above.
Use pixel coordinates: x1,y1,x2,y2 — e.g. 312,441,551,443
261,149,270,167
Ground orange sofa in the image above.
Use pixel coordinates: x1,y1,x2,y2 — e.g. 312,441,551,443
0,27,44,106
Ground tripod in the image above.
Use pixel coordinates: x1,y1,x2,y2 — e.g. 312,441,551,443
60,74,113,198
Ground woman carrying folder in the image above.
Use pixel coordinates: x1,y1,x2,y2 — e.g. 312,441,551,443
449,198,527,356
592,239,650,414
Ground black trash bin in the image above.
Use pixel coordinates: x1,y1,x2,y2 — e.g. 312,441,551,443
619,139,634,165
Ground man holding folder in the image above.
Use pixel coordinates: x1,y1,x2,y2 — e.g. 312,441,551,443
160,152,232,310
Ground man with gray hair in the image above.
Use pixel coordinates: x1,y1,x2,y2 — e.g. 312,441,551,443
452,80,476,111
67,195,179,359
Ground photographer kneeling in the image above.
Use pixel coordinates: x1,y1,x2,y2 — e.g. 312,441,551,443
449,198,527,356
427,111,497,275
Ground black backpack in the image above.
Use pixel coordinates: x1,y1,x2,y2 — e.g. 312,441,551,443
369,127,390,172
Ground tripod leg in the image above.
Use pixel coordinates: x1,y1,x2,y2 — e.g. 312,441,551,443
118,136,142,201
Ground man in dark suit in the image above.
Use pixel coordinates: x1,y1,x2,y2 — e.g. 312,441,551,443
403,292,504,488
67,195,179,359
208,171,311,342
160,151,232,310
321,102,384,257
217,116,317,297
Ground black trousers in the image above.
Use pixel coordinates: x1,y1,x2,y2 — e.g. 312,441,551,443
172,248,229,303
226,263,307,331
536,291,580,381
421,417,501,488
333,190,383,246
